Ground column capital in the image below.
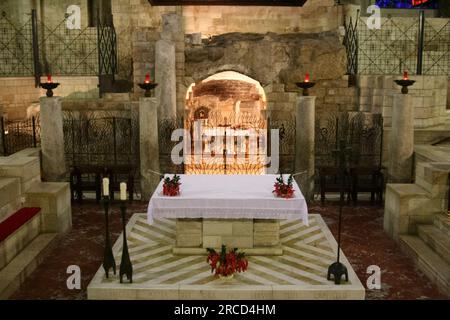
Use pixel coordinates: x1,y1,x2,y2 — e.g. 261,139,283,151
39,96,62,103
297,95,317,103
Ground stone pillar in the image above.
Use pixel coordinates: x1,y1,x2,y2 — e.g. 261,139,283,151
295,96,316,202
155,39,177,120
139,97,160,201
160,13,185,118
0,105,4,156
388,94,414,183
40,97,66,181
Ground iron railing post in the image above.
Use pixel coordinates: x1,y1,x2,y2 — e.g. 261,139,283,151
0,117,6,156
113,117,117,166
417,10,425,75
31,9,40,87
32,116,37,147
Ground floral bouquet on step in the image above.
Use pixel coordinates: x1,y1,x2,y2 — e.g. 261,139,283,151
273,173,295,199
162,174,181,196
206,245,248,278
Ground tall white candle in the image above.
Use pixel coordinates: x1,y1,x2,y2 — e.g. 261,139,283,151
103,178,109,197
120,182,127,201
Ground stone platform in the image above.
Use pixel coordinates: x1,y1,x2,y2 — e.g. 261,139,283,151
87,214,365,300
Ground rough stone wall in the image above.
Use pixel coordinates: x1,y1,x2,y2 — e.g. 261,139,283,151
184,32,356,120
193,80,260,101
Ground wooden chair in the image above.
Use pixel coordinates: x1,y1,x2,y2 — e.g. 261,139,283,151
349,166,384,204
318,166,352,204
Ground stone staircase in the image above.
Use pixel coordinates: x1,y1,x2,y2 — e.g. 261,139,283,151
399,214,450,294
0,148,71,299
384,143,450,296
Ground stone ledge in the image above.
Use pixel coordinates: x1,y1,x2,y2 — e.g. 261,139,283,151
0,233,57,299
25,182,72,233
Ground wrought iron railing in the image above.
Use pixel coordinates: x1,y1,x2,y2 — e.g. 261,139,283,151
315,111,383,169
0,116,40,156
62,111,139,168
0,12,34,77
0,10,118,87
344,14,450,76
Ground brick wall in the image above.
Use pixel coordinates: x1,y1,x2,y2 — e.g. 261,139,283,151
357,75,448,128
0,76,99,119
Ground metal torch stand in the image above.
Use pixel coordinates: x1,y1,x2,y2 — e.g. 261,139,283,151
102,196,116,278
327,139,350,285
119,201,133,283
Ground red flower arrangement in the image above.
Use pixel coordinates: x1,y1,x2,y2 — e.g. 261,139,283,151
162,174,181,196
206,245,248,278
273,174,295,199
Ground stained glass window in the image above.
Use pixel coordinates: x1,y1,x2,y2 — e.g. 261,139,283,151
375,0,439,9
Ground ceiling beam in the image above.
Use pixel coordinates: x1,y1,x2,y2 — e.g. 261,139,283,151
148,0,308,6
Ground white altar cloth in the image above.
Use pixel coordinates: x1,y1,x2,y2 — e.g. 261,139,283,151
147,174,308,225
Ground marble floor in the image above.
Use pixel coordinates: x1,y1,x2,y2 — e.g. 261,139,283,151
87,214,365,300
9,200,449,300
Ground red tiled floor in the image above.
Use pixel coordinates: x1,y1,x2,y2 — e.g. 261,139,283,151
9,200,449,300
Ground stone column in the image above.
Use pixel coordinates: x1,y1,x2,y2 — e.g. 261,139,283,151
139,97,160,201
295,96,316,202
388,94,414,183
0,105,4,156
155,39,177,120
40,97,66,181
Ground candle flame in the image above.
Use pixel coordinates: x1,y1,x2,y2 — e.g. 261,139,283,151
304,73,310,83
403,71,409,81
47,74,52,83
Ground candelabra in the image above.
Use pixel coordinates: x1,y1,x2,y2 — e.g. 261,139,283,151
102,196,116,278
327,138,350,285
119,200,133,283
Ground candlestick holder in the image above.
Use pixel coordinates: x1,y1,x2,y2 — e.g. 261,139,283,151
394,79,415,94
295,81,316,96
119,200,133,283
39,82,60,97
327,139,350,285
138,82,158,97
102,196,116,278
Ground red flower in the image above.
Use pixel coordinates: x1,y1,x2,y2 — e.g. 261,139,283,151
206,246,248,277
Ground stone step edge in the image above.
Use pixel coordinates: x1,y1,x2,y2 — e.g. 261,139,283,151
399,235,450,297
0,233,58,299
434,214,450,236
417,224,450,265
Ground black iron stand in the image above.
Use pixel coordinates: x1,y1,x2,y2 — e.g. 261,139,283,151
102,196,116,278
119,201,133,283
327,139,350,285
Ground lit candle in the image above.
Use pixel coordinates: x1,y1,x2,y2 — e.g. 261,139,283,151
403,71,409,80
304,73,310,83
47,74,52,83
120,182,127,201
102,178,109,197
145,73,151,84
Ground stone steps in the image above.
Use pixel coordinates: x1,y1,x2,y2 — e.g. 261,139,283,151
0,233,57,299
434,214,450,236
0,177,21,223
399,235,450,295
417,224,450,265
0,210,41,270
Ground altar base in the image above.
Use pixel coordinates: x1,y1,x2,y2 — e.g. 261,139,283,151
87,214,365,300
174,218,282,255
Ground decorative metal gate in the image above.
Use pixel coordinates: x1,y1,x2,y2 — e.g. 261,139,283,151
0,116,40,156
344,13,450,77
0,10,118,94
63,111,138,168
